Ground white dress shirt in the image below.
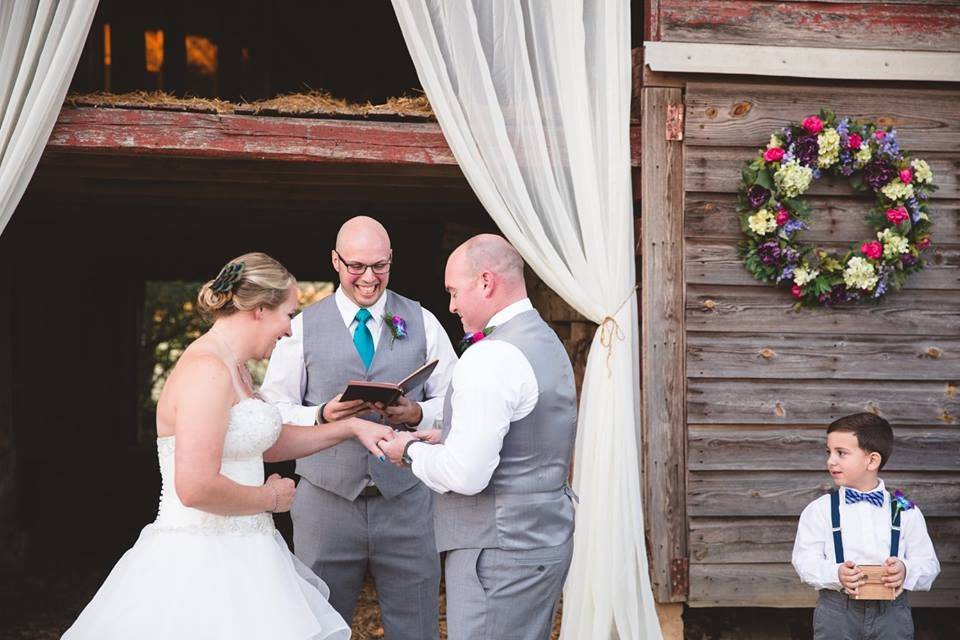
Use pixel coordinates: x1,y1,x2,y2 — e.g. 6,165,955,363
409,298,539,496
791,479,940,592
260,287,458,428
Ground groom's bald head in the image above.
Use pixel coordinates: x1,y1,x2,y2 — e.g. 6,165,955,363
445,234,527,332
454,234,525,286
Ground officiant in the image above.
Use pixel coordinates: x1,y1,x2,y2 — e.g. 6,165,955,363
260,215,457,640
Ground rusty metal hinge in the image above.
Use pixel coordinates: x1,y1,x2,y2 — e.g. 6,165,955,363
665,102,684,141
670,557,689,597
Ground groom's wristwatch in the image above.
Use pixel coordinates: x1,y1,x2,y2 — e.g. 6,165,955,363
401,440,418,466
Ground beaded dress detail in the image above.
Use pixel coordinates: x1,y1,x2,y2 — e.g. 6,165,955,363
61,397,349,640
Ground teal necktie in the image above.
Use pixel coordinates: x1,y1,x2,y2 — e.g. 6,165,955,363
353,307,375,369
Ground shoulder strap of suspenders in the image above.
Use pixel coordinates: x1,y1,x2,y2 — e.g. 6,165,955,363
890,499,902,558
830,488,844,563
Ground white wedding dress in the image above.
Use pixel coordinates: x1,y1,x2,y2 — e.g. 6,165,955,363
62,397,350,640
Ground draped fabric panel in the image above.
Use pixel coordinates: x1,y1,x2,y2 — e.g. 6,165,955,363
392,2,661,637
0,0,98,237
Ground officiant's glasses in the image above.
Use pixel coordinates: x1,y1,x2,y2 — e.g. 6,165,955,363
335,249,392,275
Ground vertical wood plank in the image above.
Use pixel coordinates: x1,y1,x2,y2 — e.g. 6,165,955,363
642,86,688,603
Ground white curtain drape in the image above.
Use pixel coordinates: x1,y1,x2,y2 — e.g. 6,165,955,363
0,0,98,237
392,1,661,638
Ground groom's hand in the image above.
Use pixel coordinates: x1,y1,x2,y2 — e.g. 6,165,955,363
320,393,369,423
379,430,417,467
372,395,423,428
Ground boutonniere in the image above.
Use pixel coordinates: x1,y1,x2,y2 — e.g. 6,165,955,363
892,489,915,516
458,326,495,354
383,312,408,346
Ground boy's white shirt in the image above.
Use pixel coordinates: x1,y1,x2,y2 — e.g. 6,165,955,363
792,479,940,592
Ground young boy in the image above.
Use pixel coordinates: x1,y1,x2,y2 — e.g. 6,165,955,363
792,413,940,639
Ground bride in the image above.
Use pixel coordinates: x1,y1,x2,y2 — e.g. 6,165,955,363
63,252,396,639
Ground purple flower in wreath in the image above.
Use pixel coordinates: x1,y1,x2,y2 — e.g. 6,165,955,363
892,489,916,516
878,129,900,158
900,253,918,268
382,312,407,345
746,185,771,210
905,197,921,223
864,160,897,191
757,239,782,266
794,135,820,167
782,246,800,265
776,264,795,283
783,219,809,237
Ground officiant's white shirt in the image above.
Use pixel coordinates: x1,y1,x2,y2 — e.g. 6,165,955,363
409,298,539,495
260,287,457,428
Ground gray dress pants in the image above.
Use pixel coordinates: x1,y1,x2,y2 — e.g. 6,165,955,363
292,479,440,640
444,537,573,640
814,590,914,640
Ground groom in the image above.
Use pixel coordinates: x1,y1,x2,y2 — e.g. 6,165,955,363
261,215,457,640
381,234,578,640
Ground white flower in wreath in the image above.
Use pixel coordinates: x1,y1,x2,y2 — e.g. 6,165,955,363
843,256,879,291
793,265,820,286
854,146,872,167
878,228,910,259
774,161,814,198
881,179,914,202
911,159,934,184
817,128,841,168
748,208,778,235
769,133,783,149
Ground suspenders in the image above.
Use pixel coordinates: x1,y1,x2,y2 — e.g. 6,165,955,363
829,488,902,563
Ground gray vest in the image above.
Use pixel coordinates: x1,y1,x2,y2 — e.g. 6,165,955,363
300,291,428,500
434,308,578,551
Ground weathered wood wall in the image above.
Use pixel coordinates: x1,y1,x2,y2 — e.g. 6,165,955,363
683,81,960,607
647,0,960,52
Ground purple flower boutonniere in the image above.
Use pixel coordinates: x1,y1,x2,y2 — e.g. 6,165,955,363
892,489,915,517
458,326,495,354
383,312,407,347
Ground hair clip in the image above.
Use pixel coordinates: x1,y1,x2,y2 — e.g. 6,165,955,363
210,262,245,293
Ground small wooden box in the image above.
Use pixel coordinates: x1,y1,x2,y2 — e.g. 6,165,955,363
850,565,897,601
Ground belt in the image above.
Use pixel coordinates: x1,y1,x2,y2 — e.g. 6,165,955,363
359,485,382,498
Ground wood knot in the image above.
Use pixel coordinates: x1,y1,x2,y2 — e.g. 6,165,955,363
924,347,942,360
774,402,786,418
937,410,957,424
703,202,717,213
759,348,776,359
705,107,718,119
729,101,753,118
702,299,717,311
751,490,761,498
947,383,957,399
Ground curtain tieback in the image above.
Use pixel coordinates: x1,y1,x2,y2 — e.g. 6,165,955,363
598,284,639,377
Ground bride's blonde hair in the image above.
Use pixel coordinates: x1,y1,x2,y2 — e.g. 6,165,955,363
197,252,296,321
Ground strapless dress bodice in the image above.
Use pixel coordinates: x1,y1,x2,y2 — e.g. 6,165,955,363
154,397,282,534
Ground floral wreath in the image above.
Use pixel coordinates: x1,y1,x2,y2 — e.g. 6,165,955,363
737,110,936,307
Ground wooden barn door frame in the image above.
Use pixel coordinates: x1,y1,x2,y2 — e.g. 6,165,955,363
641,86,689,603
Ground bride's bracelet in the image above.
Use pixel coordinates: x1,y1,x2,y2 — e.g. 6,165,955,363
266,485,279,513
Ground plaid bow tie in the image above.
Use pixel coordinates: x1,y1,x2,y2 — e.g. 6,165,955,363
845,488,884,507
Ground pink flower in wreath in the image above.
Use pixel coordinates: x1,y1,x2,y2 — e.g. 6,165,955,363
874,130,887,141
775,209,790,226
802,116,824,134
847,133,862,149
886,207,909,225
861,241,883,260
918,237,931,250
764,147,785,163
899,168,913,185
791,284,803,299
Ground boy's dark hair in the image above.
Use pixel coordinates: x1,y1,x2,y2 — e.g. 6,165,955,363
827,413,894,470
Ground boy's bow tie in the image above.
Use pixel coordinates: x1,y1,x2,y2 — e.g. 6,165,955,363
845,488,884,507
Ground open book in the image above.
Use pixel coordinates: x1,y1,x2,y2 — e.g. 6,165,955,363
339,359,439,406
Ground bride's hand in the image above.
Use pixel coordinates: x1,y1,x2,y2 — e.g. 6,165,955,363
351,419,396,458
264,474,296,513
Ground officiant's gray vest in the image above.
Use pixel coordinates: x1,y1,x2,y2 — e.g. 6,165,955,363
434,309,577,552
300,291,428,500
